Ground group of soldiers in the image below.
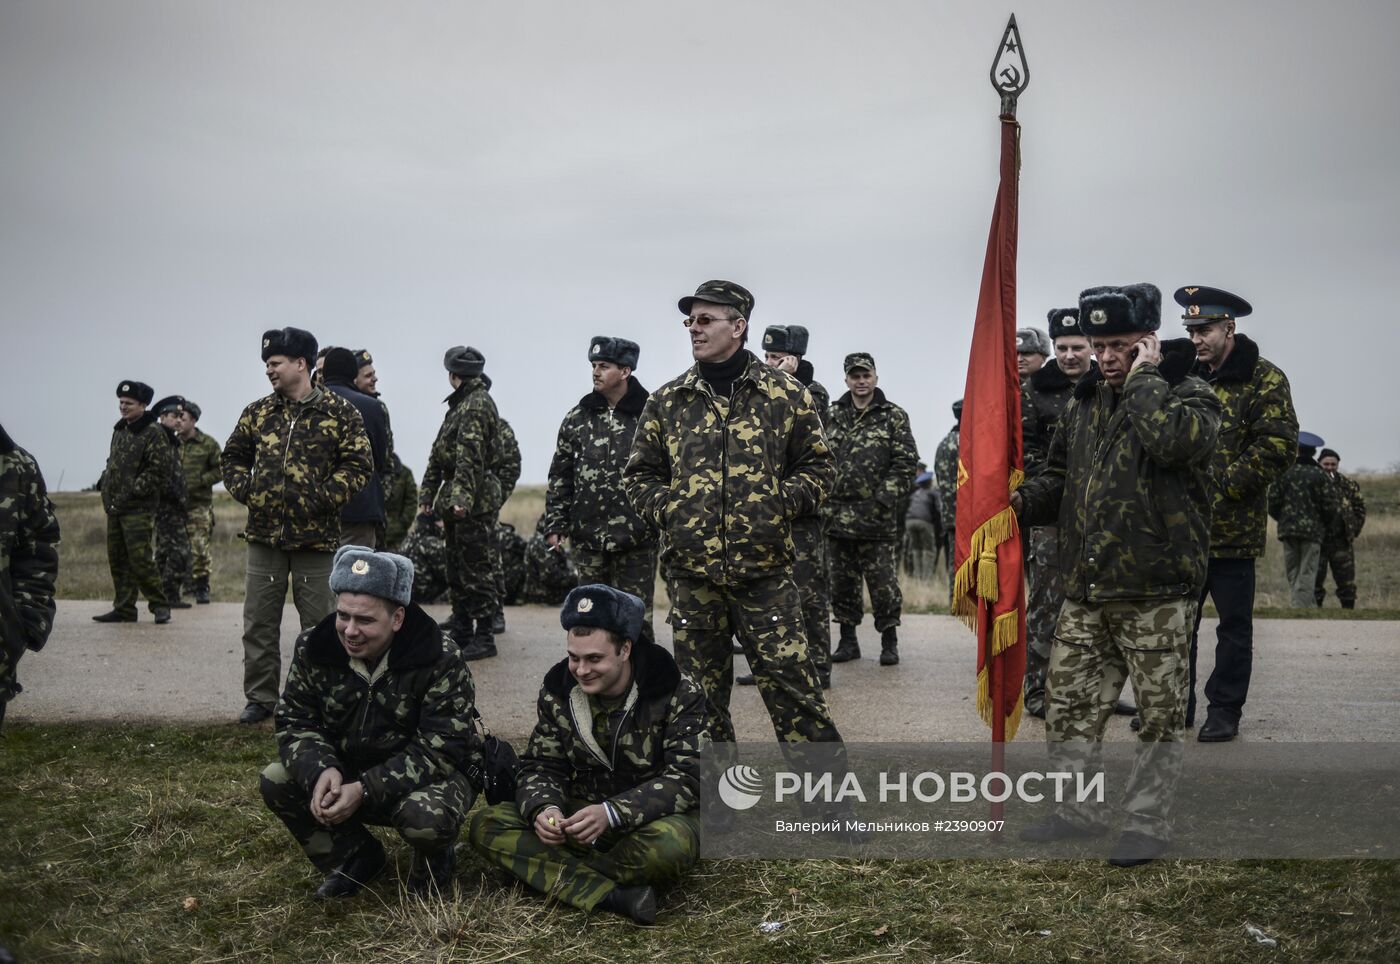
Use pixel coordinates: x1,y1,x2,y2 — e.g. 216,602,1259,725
0,273,1381,918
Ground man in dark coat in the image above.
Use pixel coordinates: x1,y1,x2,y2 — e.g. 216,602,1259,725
321,347,389,548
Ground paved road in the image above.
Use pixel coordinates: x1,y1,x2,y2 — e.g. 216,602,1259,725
10,601,1399,742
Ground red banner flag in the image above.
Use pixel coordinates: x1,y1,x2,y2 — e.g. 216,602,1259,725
953,114,1027,743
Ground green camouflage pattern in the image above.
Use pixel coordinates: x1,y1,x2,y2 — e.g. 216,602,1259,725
669,572,840,744
791,517,831,676
623,351,834,584
571,544,658,644
184,505,215,584
221,388,373,552
523,524,580,604
178,428,222,507
1194,340,1297,557
1017,356,1222,602
383,455,418,549
495,522,528,605
1022,361,1080,477
491,416,522,506
1324,471,1366,543
273,605,483,811
1314,539,1357,607
1023,525,1061,713
105,511,167,616
402,517,448,604
514,643,706,831
101,414,172,516
1046,597,1194,840
1267,459,1341,543
825,389,919,541
933,425,959,589
444,514,496,622
154,428,192,601
828,537,902,631
544,379,657,553
420,378,504,518
469,802,699,913
261,759,473,871
0,435,60,708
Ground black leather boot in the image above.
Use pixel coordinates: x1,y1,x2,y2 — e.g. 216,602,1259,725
599,884,657,924
879,626,899,666
830,624,860,663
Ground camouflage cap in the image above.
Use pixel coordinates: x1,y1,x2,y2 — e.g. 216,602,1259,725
443,345,485,377
762,324,809,356
1016,327,1052,356
678,279,754,320
330,544,414,607
588,336,640,370
116,380,155,405
1078,283,1162,336
843,352,876,373
561,583,645,644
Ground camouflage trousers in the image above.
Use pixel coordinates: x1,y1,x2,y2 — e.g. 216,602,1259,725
1314,539,1357,606
944,531,957,603
468,802,699,912
184,504,215,585
901,519,938,581
105,512,167,616
444,513,497,622
155,504,193,600
792,517,832,677
669,571,841,745
242,543,334,709
827,537,902,631
1046,597,1193,840
403,528,449,604
1023,527,1062,712
572,544,658,645
260,762,471,873
1281,539,1322,608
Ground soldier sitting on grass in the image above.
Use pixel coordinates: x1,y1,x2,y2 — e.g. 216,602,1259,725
469,584,706,924
259,546,482,899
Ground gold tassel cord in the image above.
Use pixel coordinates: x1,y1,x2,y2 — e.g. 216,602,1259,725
949,468,1025,625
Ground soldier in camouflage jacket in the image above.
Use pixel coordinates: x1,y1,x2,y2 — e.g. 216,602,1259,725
1268,438,1341,608
0,423,60,729
95,381,172,622
261,546,482,898
1315,449,1365,608
485,412,522,634
470,584,704,923
382,454,418,550
1178,290,1299,736
176,403,222,601
1015,285,1220,859
624,280,840,750
545,337,658,643
933,402,961,595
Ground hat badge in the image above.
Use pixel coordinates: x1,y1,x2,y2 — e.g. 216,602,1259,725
262,338,270,348
121,383,130,391
1065,318,1077,328
1187,305,1201,317
1089,309,1107,326
577,597,594,613
590,344,600,355
1184,287,1199,295
351,559,370,575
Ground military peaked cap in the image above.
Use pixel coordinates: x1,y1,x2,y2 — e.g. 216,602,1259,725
152,395,187,417
1174,285,1252,326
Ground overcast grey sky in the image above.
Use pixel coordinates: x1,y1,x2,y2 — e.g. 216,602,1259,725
2,0,1397,489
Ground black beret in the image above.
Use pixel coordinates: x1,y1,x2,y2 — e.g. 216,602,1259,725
152,395,187,417
184,400,202,420
261,327,319,366
1174,285,1253,326
444,345,485,377
1078,283,1161,336
322,347,359,382
761,324,809,356
588,336,640,369
116,381,155,405
560,583,645,644
1047,307,1082,341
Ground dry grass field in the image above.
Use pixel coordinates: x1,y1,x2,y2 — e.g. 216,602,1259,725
52,475,1400,616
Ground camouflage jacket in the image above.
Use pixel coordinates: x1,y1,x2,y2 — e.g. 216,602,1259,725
1018,341,1222,602
402,515,448,603
1268,457,1341,543
825,389,919,541
1192,335,1298,558
544,377,657,552
516,641,706,831
101,412,172,517
179,429,223,507
1,426,60,698
420,379,505,519
523,518,579,604
1324,472,1366,544
624,351,835,584
221,387,373,552
933,425,960,533
275,604,484,807
1023,361,1096,477
492,417,522,507
383,455,418,549
158,426,188,512
495,522,528,604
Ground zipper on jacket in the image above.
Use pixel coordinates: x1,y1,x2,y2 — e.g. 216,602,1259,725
609,702,635,770
280,408,300,542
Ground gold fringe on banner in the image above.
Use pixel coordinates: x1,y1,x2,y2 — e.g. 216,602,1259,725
976,611,1025,741
949,469,1025,627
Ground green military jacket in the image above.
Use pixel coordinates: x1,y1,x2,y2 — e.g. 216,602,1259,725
1268,457,1341,543
1018,341,1222,602
275,604,483,809
179,429,222,507
933,425,960,534
516,641,706,832
1191,335,1298,558
101,412,172,517
420,378,504,519
1023,360,1097,478
825,388,919,541
382,454,418,549
1324,472,1366,544
543,377,657,553
492,416,522,508
623,351,835,584
220,387,372,552
1,426,60,698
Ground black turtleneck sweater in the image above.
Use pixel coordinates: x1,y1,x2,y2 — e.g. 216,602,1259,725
698,350,749,399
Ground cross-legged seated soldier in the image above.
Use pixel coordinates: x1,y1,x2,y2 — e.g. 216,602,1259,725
259,546,482,898
469,584,706,924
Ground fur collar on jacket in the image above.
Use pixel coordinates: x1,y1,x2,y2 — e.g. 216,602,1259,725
794,358,816,387
113,411,159,433
833,387,889,409
1194,332,1260,385
1074,338,1197,400
542,639,682,702
1030,359,1099,392
578,375,649,416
